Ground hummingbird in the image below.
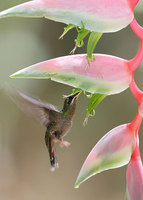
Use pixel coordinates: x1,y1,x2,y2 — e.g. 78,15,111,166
9,90,81,171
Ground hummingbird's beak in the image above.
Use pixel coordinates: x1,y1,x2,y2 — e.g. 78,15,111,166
72,91,81,99
63,91,81,101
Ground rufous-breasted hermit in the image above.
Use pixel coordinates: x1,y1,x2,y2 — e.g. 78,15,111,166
10,90,81,171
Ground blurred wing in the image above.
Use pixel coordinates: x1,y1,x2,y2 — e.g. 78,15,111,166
9,90,59,127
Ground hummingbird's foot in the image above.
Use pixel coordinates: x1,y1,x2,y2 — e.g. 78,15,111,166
59,140,71,148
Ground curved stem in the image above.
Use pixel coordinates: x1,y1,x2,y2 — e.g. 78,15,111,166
128,112,142,135
129,0,139,10
131,142,140,160
128,18,143,72
128,18,143,136
130,17,143,39
129,76,142,103
128,40,143,72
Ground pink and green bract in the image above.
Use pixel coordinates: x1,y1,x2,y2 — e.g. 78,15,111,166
10,54,132,95
0,0,138,32
75,124,136,188
75,112,142,188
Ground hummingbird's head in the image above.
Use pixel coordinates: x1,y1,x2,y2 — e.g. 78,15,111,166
62,92,81,116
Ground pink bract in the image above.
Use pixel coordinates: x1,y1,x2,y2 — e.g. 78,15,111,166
75,124,136,188
126,144,143,200
10,54,132,95
0,0,137,33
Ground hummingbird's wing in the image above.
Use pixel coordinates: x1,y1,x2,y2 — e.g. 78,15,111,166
9,90,60,127
45,130,59,171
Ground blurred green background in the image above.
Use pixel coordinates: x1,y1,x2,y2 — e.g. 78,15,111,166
0,1,143,200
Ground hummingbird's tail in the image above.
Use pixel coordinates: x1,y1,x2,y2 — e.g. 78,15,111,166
45,131,59,171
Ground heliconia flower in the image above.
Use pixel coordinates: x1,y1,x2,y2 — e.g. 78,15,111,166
10,54,132,95
0,0,138,33
75,113,142,188
126,143,143,200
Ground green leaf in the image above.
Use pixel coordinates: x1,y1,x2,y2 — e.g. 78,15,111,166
72,88,82,94
84,93,107,125
75,30,90,48
87,32,103,63
71,24,90,54
59,24,76,39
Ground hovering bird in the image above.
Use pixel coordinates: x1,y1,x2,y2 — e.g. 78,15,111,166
10,90,81,171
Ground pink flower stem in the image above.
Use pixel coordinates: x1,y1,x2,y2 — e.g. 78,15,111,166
131,142,140,160
128,112,142,135
129,0,139,10
128,18,143,72
129,77,142,104
130,17,143,39
128,17,143,131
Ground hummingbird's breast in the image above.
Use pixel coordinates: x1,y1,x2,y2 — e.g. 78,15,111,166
50,113,72,140
58,116,72,138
